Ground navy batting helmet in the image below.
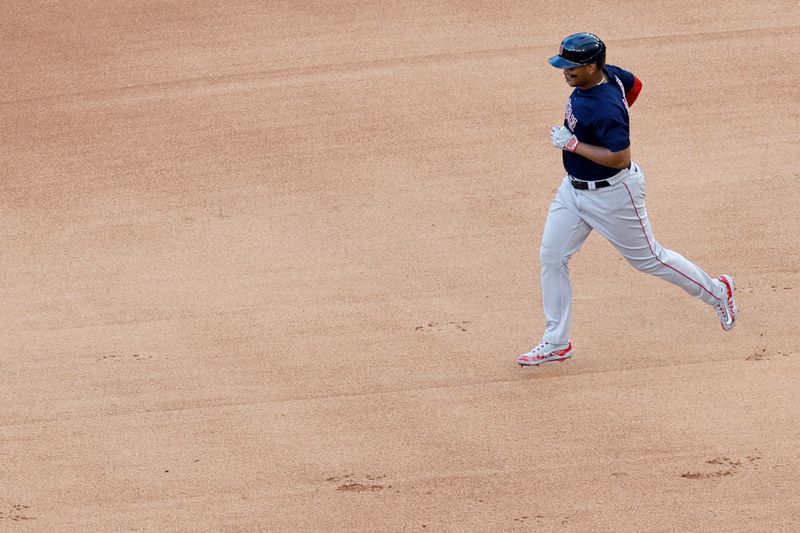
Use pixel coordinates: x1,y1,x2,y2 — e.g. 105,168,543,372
549,33,606,69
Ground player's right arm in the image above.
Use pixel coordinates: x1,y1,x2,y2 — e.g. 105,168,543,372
551,106,632,169
572,143,630,169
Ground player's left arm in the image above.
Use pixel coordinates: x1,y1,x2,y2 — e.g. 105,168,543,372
608,65,643,107
626,76,643,106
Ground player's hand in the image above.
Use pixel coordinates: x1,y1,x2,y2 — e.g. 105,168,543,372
551,125,579,152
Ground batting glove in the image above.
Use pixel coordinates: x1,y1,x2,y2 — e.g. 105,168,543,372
551,125,579,152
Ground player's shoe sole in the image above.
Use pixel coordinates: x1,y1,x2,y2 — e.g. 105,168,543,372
517,343,573,367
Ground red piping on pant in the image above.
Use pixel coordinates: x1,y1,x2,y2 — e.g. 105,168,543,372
623,182,720,302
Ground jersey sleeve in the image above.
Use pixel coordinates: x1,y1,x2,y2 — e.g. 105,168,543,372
606,64,642,107
626,76,642,106
593,111,630,153
606,65,634,90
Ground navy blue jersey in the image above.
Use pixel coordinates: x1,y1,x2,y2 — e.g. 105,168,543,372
562,64,637,180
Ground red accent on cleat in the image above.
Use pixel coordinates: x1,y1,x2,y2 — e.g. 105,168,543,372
516,342,574,367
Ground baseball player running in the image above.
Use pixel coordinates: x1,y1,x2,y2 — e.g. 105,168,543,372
517,33,738,367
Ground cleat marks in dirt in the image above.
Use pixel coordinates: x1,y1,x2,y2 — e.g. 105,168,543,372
327,473,391,493
769,284,792,291
95,352,154,363
747,347,792,361
0,504,35,522
415,321,470,333
681,455,761,479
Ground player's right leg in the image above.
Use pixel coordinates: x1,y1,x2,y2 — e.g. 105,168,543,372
518,179,592,366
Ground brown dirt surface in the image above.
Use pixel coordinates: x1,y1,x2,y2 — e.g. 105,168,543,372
2,2,799,531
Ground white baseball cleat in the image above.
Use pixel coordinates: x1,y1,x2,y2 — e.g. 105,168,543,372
517,341,573,367
713,274,738,331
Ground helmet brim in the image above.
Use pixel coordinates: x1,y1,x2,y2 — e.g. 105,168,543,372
548,55,583,69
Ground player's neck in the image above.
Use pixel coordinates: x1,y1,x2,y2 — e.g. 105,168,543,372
578,72,606,91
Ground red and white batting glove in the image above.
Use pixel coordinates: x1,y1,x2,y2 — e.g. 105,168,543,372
551,125,579,152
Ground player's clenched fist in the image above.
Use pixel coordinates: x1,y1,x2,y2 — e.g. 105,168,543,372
551,125,579,152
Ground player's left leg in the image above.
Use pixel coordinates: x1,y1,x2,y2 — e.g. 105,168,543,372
582,163,738,330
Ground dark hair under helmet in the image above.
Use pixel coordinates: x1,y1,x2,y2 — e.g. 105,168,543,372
549,33,606,69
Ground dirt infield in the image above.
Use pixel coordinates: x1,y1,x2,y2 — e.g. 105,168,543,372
2,2,799,531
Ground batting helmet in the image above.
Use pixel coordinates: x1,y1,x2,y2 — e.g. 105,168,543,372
549,33,606,69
